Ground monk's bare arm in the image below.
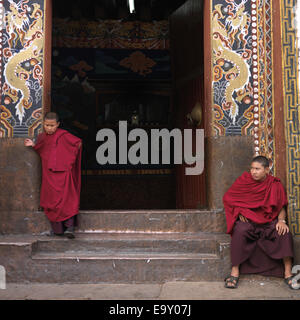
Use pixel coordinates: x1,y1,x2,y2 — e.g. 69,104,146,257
276,207,289,235
278,207,287,221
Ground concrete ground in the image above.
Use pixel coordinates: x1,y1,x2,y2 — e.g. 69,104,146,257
1,277,300,300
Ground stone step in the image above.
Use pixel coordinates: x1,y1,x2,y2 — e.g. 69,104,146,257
32,232,221,255
32,252,218,260
24,253,225,283
76,209,226,233
0,233,231,283
0,209,227,234
26,249,224,283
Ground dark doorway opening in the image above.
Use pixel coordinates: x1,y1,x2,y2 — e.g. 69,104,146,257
50,0,205,210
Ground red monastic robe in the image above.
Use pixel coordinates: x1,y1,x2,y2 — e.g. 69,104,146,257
223,171,288,235
33,128,82,222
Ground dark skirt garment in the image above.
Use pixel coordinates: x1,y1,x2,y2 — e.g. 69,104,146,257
231,219,294,277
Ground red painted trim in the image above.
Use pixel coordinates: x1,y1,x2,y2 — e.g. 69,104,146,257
43,0,52,114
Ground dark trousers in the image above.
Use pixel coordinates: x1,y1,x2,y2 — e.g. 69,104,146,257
50,216,76,235
231,219,294,277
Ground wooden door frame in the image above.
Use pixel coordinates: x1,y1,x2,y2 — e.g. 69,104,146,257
43,0,52,115
203,0,212,137
44,0,285,211
271,0,287,186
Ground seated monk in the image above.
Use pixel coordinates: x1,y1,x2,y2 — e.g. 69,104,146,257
223,156,295,289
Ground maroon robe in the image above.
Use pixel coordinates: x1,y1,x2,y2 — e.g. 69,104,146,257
223,172,294,277
223,172,288,235
33,128,82,223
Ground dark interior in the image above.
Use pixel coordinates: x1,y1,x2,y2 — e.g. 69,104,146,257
51,0,205,210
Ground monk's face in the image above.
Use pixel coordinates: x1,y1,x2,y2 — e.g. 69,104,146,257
250,161,269,181
43,119,60,135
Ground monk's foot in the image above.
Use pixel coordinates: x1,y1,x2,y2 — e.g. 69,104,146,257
224,275,239,289
65,227,75,239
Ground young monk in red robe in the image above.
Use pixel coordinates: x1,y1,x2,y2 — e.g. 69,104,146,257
223,156,295,289
24,112,82,239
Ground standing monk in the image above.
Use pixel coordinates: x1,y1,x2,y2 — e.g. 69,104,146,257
223,156,295,289
24,112,82,239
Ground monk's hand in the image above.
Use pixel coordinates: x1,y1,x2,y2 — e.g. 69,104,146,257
276,221,289,236
24,138,35,147
239,214,248,223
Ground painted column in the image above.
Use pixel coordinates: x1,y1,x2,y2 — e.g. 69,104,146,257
211,0,275,168
0,0,48,235
209,0,299,235
206,0,268,209
281,0,300,236
0,0,45,138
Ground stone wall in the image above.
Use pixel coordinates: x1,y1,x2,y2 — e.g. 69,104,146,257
0,138,48,234
205,135,254,209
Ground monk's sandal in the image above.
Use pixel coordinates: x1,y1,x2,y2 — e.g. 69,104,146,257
224,275,239,289
284,276,299,290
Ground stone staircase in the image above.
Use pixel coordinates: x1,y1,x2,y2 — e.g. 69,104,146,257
0,210,232,283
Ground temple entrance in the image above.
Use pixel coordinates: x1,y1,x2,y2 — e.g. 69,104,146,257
49,0,206,210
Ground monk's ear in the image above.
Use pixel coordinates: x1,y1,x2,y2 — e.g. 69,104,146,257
266,166,270,174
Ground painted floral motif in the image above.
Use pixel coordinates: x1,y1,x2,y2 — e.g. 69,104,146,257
53,20,169,50
120,51,156,76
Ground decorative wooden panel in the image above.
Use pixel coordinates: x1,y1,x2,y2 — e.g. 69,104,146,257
170,0,206,209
